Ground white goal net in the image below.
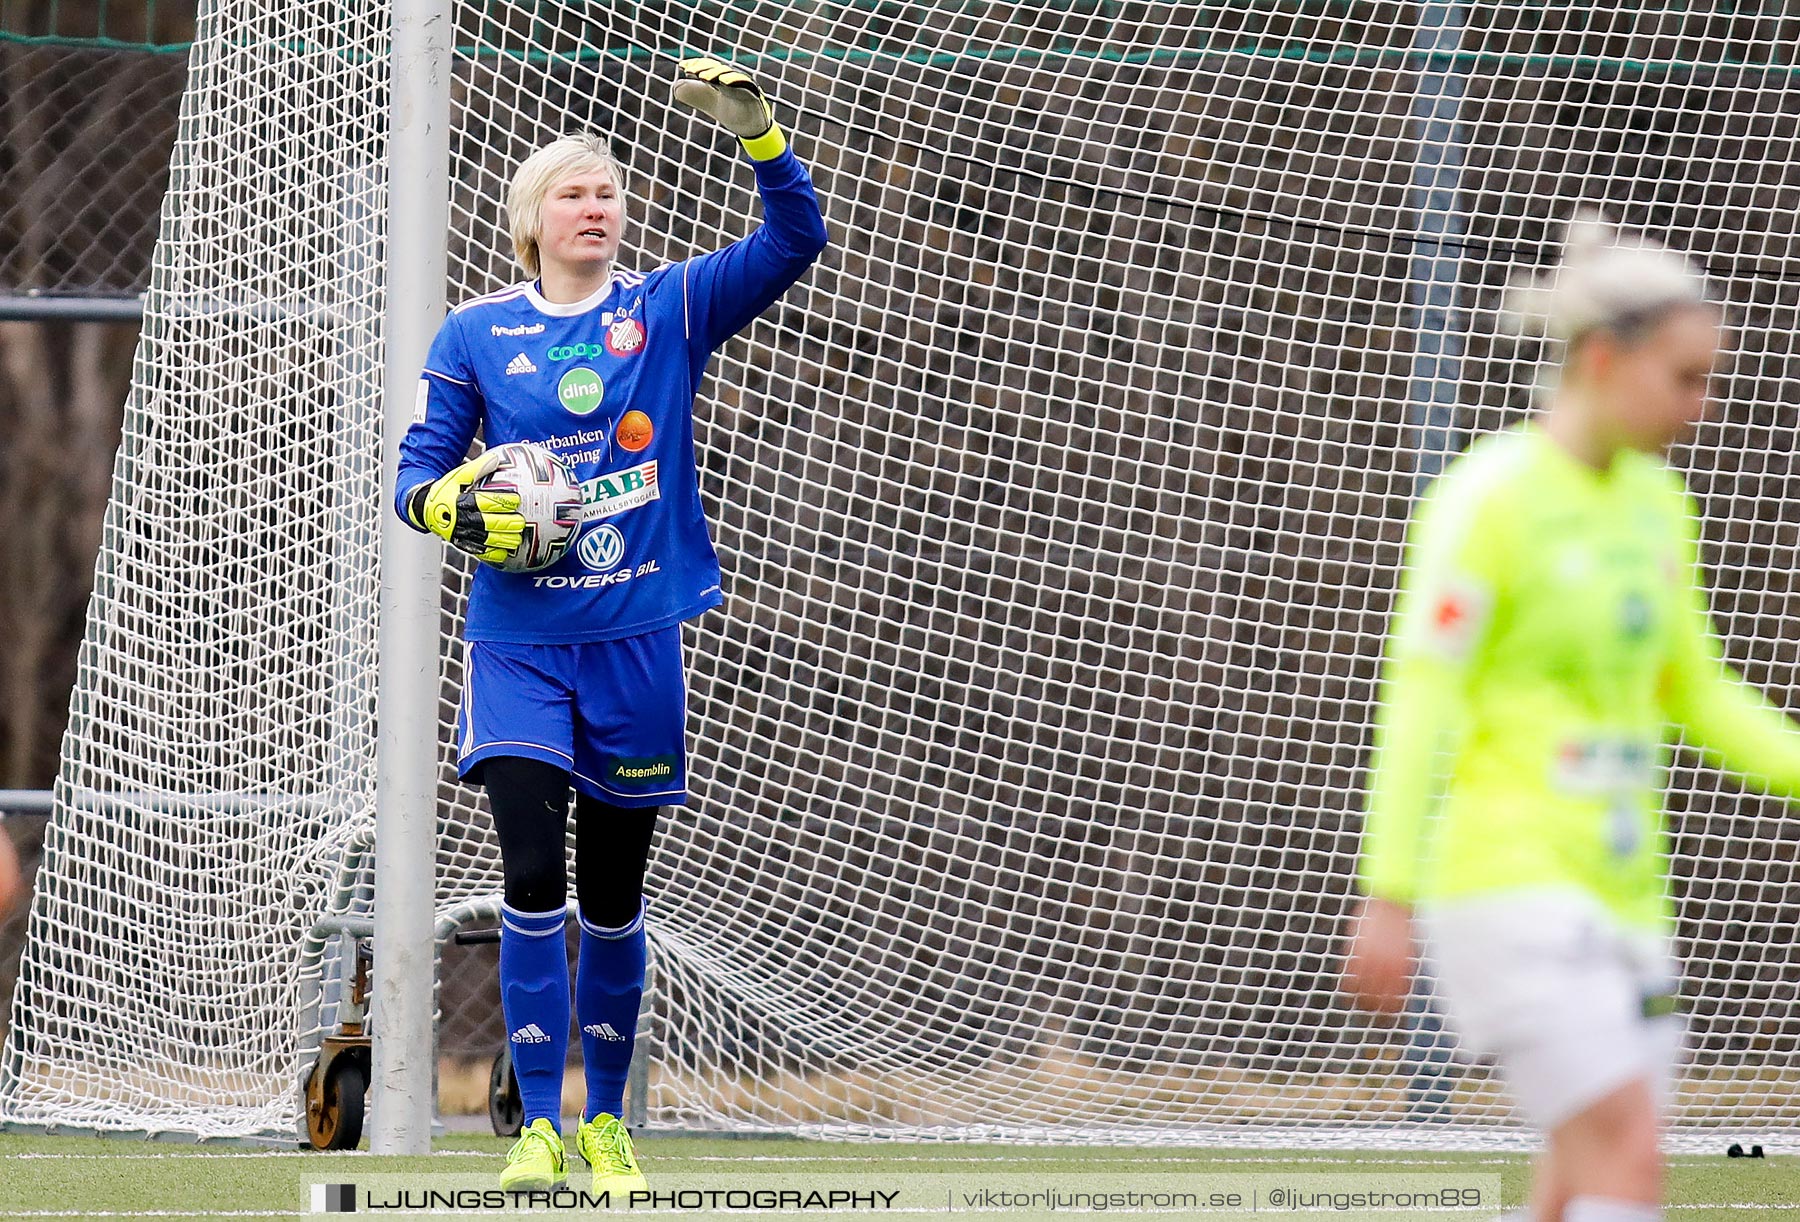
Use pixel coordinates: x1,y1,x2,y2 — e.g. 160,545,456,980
5,0,1800,1149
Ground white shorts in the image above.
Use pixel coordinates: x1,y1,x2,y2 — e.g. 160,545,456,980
1419,889,1683,1130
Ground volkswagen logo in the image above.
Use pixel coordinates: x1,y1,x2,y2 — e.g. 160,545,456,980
577,524,625,572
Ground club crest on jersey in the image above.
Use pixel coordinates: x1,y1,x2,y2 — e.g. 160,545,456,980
606,316,646,356
580,459,659,521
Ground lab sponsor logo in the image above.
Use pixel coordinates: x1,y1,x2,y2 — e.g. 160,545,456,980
579,460,659,520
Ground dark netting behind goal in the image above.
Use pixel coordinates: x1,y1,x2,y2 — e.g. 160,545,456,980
6,1,1800,1148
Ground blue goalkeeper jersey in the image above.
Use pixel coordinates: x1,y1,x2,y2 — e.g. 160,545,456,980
395,148,827,643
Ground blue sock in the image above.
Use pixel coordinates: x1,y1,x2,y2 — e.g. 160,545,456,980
575,903,647,1121
499,903,569,1127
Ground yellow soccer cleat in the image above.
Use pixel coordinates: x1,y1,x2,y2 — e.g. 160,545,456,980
498,1117,567,1191
576,1112,647,1197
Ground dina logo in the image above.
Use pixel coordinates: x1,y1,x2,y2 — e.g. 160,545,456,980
577,524,626,572
557,367,604,416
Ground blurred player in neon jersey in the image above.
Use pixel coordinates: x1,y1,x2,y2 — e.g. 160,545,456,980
394,57,826,1192
1343,213,1800,1222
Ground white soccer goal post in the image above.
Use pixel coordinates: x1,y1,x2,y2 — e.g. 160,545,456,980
5,0,1800,1150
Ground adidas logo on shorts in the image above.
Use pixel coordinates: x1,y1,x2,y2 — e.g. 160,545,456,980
583,1022,627,1042
510,1023,552,1044
505,352,539,376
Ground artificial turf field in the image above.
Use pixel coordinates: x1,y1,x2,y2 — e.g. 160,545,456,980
1,1134,1795,1220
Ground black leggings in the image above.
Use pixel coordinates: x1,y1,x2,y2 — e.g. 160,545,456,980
481,755,659,929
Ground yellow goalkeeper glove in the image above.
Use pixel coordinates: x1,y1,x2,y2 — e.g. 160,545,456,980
406,452,525,565
673,55,788,160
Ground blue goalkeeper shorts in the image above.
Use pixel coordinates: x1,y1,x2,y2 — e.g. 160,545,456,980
456,628,687,807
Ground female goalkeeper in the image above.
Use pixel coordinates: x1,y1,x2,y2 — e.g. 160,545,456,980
1344,214,1800,1222
393,58,826,1192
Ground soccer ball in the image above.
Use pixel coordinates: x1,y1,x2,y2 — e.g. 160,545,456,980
474,442,584,573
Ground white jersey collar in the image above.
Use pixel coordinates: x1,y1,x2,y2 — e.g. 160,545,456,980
523,271,623,317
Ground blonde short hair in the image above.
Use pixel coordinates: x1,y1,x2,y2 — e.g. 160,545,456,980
1507,209,1713,349
507,134,626,277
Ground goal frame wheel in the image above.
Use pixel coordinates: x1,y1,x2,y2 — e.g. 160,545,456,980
305,1044,369,1150
489,1044,523,1137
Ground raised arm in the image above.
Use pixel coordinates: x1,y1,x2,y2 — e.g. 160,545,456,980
670,55,829,352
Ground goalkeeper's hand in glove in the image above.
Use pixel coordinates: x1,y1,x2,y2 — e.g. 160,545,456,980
406,452,525,565
673,55,788,160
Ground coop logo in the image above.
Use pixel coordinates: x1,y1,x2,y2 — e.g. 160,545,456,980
580,460,659,520
490,322,545,337
548,342,609,360
557,367,604,416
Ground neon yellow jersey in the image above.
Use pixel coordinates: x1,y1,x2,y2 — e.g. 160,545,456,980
1358,424,1800,929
